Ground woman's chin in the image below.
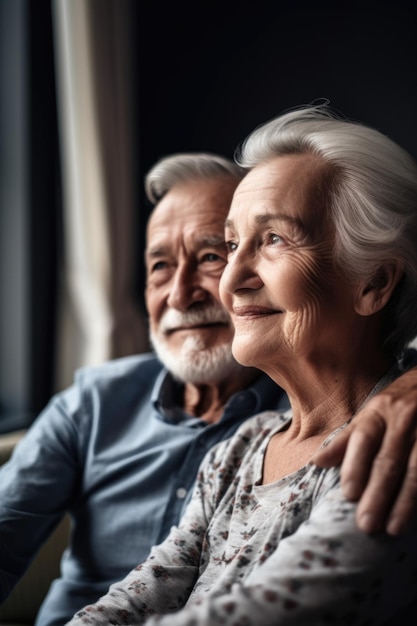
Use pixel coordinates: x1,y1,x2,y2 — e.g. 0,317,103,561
231,346,261,370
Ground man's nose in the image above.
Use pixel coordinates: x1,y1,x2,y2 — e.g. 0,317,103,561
167,265,206,310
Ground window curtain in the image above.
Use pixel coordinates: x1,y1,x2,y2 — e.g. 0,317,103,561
51,0,148,390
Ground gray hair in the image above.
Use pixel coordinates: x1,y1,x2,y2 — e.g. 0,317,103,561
235,104,417,356
145,152,245,204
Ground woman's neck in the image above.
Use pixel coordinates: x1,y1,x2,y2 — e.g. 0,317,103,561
262,359,399,485
266,352,396,439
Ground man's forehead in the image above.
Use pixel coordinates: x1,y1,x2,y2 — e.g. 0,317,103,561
146,229,225,255
148,177,236,222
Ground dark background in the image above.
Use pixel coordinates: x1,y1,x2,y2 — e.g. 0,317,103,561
137,0,417,169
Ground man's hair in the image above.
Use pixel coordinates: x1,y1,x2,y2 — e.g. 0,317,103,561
235,103,417,356
145,153,245,204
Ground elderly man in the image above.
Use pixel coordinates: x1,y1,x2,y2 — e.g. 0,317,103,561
0,153,417,626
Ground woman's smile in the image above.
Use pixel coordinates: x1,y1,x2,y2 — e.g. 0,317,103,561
231,305,282,318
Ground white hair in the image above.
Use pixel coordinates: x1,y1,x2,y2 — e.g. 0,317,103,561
145,152,245,204
149,299,244,384
150,330,244,385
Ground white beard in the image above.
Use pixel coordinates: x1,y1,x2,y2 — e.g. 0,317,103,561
150,306,245,384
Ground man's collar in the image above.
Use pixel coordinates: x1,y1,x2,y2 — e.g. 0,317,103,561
223,372,288,417
152,367,288,424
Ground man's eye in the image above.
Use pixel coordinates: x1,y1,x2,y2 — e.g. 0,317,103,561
151,261,168,272
202,252,222,262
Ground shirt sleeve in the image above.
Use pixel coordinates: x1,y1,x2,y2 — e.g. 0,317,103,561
0,386,84,600
64,439,223,625
65,461,417,626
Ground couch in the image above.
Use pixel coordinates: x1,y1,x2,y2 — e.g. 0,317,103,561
0,430,70,626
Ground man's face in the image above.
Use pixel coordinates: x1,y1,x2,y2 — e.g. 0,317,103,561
145,175,242,383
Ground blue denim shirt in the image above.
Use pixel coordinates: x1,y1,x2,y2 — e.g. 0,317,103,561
0,353,288,625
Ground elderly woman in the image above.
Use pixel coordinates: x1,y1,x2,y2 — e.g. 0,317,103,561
66,105,417,625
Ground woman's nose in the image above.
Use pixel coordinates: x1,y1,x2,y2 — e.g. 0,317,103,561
221,252,262,295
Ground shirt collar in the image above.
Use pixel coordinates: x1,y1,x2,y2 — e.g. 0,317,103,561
151,367,288,425
223,371,288,418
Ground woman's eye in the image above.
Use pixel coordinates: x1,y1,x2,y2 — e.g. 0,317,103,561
151,261,168,272
225,240,237,253
269,233,283,245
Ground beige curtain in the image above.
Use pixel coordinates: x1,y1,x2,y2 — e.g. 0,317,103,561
52,0,148,390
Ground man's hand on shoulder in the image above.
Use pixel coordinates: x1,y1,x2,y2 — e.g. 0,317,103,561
312,365,417,535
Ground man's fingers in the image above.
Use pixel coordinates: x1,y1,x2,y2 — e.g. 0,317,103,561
339,419,386,502
349,410,417,534
354,445,409,533
385,445,417,535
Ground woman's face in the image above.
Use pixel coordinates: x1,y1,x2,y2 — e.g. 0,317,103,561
219,153,358,373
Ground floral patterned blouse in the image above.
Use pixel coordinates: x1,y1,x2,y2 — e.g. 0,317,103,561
67,373,417,626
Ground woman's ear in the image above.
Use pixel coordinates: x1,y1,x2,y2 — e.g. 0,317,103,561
355,262,404,316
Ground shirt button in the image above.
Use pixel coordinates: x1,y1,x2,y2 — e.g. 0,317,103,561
176,487,187,499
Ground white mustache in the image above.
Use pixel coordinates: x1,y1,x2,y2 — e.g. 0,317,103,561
159,305,231,333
